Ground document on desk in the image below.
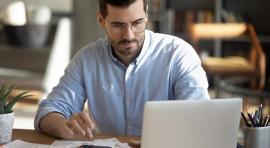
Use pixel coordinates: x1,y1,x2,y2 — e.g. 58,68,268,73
4,140,50,148
4,138,131,148
51,138,131,148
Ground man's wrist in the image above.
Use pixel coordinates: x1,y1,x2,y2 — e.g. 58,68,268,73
40,112,68,138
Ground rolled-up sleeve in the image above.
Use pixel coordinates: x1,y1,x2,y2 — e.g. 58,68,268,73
34,52,86,130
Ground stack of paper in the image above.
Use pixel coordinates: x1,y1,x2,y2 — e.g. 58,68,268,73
4,140,49,148
51,138,131,148
4,138,131,148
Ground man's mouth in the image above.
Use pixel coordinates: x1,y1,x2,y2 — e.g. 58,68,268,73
119,42,135,49
119,40,137,48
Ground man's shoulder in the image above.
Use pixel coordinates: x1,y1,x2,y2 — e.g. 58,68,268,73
80,38,108,52
146,30,188,45
146,30,193,53
75,38,109,56
71,38,110,64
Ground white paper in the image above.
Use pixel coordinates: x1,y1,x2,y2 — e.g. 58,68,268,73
4,140,50,148
3,138,131,148
51,138,131,148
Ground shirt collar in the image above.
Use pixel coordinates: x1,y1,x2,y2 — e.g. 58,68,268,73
109,43,122,65
134,29,150,65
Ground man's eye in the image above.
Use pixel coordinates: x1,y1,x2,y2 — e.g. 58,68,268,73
111,24,125,28
132,21,143,27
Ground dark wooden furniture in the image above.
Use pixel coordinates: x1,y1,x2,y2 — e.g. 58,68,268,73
189,23,266,91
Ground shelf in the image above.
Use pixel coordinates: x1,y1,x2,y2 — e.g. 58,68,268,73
167,0,215,10
0,47,50,73
0,44,50,52
150,0,270,90
0,31,51,73
0,20,58,73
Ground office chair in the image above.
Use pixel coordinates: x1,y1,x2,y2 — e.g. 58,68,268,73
188,23,266,94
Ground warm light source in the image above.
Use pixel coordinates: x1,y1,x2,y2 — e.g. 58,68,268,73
0,1,26,26
192,23,247,39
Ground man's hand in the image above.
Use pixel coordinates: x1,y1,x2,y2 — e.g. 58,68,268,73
40,112,95,139
64,112,95,139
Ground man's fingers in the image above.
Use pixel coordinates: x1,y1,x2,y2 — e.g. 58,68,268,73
72,113,92,133
61,121,74,139
78,112,94,138
74,116,93,138
65,112,94,139
69,119,86,136
79,112,95,130
74,116,87,129
85,127,93,139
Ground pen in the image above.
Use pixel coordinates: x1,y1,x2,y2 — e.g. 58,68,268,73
251,111,254,119
248,121,253,127
247,112,255,127
264,116,269,127
253,110,259,126
258,104,263,126
256,118,260,127
241,104,270,127
241,112,251,127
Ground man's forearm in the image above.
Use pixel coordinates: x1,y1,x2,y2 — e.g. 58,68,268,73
39,112,94,139
39,112,68,138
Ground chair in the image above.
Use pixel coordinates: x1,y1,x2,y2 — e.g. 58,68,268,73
188,23,266,94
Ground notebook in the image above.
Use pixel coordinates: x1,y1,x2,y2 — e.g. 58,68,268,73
141,98,242,148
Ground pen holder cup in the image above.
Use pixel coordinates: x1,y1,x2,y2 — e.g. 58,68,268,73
244,126,270,148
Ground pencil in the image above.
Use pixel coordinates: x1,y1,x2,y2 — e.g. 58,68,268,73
264,116,269,127
241,112,250,127
247,112,255,127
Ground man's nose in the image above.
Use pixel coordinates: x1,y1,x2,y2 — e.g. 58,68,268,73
122,25,135,40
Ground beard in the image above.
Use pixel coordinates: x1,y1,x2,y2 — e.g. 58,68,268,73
111,38,141,56
106,28,145,58
118,38,138,45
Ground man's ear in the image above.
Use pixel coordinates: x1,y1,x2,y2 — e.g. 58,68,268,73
145,5,149,21
96,11,105,28
146,4,149,16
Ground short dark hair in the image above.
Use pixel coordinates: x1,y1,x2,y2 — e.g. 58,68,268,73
98,0,147,18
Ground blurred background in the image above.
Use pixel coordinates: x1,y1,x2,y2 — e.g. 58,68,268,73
0,0,269,131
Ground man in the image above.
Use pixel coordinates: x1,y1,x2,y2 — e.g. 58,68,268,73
34,0,210,139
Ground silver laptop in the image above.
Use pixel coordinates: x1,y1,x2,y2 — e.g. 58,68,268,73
141,98,242,148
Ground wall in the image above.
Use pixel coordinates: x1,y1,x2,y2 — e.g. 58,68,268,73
72,0,104,54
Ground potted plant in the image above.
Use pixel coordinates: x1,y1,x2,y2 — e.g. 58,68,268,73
0,84,32,143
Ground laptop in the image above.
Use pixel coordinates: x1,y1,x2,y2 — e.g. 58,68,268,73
141,98,242,148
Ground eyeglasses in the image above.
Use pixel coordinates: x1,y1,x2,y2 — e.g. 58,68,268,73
107,20,147,35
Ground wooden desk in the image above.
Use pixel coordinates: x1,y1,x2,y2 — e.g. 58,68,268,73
11,129,140,147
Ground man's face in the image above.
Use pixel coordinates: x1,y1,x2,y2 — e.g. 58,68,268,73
98,0,147,58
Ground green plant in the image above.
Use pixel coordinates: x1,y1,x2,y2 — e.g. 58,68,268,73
0,84,32,114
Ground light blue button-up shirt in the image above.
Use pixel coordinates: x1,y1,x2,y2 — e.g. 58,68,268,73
34,30,210,136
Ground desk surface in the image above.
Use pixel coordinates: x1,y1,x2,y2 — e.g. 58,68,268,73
11,129,140,147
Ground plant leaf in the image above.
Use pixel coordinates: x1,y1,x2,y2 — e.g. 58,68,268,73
5,91,33,113
0,85,7,101
0,84,15,103
2,84,15,106
0,101,4,114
